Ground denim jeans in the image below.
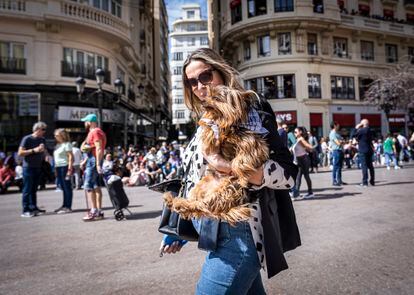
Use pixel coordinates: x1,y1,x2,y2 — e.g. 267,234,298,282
195,221,265,295
22,167,42,213
332,150,344,185
293,155,312,197
385,152,398,167
56,166,73,209
359,152,375,185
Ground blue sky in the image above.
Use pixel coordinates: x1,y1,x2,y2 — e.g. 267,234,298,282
165,0,207,30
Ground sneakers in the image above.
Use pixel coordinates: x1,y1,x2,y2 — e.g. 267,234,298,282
21,212,34,218
54,206,64,213
358,183,368,188
95,211,104,220
386,166,391,170
394,166,401,170
303,193,314,199
57,207,72,214
33,208,46,216
82,211,97,222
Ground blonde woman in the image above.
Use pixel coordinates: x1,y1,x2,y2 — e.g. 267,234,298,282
159,48,300,294
53,129,74,214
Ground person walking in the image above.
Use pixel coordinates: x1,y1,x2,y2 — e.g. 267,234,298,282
319,137,329,167
291,127,314,200
383,133,400,170
80,114,107,221
53,129,74,213
71,141,82,190
17,122,48,217
276,118,287,147
308,130,319,173
354,119,375,187
329,121,346,186
159,48,300,294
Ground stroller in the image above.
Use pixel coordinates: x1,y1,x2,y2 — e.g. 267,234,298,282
104,173,132,221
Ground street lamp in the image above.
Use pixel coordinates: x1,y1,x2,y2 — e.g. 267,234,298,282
138,83,145,96
75,68,121,128
114,78,124,103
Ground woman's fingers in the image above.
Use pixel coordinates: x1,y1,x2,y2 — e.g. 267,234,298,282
159,241,183,255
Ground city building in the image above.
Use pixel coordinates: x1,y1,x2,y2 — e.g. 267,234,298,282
208,0,414,138
0,0,170,152
169,4,209,139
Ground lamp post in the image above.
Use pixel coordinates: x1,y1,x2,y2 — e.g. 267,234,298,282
75,69,123,129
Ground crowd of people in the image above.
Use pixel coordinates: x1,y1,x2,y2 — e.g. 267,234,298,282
275,118,414,200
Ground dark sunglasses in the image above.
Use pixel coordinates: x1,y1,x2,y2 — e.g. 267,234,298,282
185,69,214,87
41,129,46,131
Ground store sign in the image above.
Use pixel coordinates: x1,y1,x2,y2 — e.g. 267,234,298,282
275,111,297,124
388,114,405,126
58,106,124,124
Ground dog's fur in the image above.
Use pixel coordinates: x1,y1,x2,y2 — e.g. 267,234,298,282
163,86,269,225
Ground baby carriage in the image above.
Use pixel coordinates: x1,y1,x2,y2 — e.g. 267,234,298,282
104,173,131,221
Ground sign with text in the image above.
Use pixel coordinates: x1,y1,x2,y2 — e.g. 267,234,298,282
275,111,297,124
58,106,124,124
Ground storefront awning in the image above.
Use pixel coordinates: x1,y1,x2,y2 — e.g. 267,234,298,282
310,113,323,127
333,113,355,127
360,114,381,126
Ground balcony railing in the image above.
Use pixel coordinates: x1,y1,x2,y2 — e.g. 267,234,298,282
61,61,111,84
0,0,25,11
0,57,26,74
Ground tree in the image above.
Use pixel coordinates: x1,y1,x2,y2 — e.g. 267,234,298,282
364,58,414,129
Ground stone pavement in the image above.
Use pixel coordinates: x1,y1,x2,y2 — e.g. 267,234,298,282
0,165,413,295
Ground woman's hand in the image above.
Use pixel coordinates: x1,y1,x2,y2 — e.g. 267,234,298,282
159,235,187,256
248,166,264,186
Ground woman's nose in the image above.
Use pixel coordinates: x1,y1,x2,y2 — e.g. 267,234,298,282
197,81,206,94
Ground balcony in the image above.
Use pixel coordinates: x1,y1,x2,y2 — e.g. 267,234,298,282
405,0,414,9
61,61,111,84
381,0,398,5
0,0,26,12
0,57,26,74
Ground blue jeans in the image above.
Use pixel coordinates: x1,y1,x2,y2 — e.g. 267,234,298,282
385,152,398,167
22,167,41,213
359,152,375,185
196,222,265,295
56,166,73,209
332,150,344,185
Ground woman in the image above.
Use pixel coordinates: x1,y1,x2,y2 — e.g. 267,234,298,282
159,48,300,294
53,129,74,214
291,127,314,200
320,137,329,167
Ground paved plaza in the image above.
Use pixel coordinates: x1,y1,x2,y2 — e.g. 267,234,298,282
0,165,414,295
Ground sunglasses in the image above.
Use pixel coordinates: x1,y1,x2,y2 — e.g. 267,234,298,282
185,69,214,87
41,129,46,131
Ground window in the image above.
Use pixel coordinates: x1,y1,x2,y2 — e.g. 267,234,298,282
383,9,394,21
128,78,135,100
333,37,348,58
172,52,183,61
409,47,414,64
307,33,318,55
385,44,398,63
187,24,196,31
358,4,370,17
275,0,294,12
186,10,195,19
173,67,182,75
308,74,321,98
93,0,121,18
359,78,373,100
188,37,196,46
245,74,296,99
243,41,251,61
175,110,185,119
331,76,355,99
278,33,291,55
174,97,184,104
200,37,208,45
257,35,271,57
116,66,125,94
173,38,183,47
313,0,324,13
407,13,414,25
231,0,242,24
248,0,267,18
360,41,374,61
0,41,26,74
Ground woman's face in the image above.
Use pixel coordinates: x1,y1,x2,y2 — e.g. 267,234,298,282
185,60,224,101
54,133,62,143
294,129,301,138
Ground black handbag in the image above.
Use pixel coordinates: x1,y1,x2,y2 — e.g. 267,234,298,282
149,159,199,241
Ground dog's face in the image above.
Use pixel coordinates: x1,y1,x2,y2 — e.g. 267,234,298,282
203,86,251,128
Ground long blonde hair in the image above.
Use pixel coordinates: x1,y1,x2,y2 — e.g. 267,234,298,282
182,48,247,118
54,128,70,143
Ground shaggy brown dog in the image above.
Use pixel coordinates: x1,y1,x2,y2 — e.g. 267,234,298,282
163,86,269,225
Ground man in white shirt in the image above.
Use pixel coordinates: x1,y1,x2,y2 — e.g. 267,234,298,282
397,133,409,162
71,142,82,189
